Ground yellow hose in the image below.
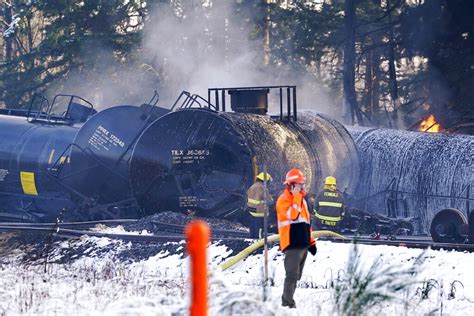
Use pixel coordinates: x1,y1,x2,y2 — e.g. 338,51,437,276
217,230,345,272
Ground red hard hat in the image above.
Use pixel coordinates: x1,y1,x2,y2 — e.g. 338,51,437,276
284,168,306,185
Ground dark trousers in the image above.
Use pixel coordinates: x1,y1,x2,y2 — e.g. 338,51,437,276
282,247,308,306
249,215,264,239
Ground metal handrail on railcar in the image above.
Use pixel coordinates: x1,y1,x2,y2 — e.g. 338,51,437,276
171,91,217,111
208,85,297,121
170,86,298,123
24,93,95,124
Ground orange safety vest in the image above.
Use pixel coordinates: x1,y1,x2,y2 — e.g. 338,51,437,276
276,188,315,251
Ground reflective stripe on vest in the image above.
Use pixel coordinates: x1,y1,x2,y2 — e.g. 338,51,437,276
286,203,302,218
249,211,266,217
321,219,337,226
248,198,263,205
318,201,343,208
314,211,341,222
278,216,310,228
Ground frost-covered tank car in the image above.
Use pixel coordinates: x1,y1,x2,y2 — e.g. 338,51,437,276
347,126,473,242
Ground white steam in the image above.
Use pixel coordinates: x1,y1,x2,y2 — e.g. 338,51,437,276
50,1,336,116
142,1,335,115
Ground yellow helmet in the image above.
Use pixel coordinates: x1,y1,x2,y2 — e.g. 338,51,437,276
256,172,272,182
324,176,337,186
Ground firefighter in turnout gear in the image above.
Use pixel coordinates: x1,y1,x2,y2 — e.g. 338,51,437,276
314,176,345,231
276,168,317,308
246,172,274,239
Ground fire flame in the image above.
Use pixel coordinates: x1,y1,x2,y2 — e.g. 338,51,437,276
418,114,443,133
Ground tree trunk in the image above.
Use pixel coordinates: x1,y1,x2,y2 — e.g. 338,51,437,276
27,15,33,51
387,0,399,128
264,0,271,65
371,49,381,121
343,0,363,125
4,5,13,61
364,51,373,119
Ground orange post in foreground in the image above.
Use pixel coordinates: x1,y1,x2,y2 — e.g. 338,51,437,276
186,220,210,316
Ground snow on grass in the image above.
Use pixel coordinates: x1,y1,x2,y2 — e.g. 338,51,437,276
1,236,474,315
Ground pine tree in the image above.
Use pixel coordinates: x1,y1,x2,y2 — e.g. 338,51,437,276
0,0,148,108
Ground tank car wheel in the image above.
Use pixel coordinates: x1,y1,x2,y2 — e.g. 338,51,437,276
430,208,467,243
468,210,474,244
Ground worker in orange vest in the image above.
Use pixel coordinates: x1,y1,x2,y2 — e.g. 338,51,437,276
276,168,317,309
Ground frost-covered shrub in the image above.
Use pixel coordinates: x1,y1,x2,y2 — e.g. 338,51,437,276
334,243,425,316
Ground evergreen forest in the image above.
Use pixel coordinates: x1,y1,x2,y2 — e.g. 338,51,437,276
1,0,473,133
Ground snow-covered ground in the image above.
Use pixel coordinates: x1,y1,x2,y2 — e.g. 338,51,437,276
1,232,474,315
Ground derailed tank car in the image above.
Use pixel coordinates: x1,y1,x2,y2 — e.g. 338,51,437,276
0,93,169,222
347,127,473,242
129,86,359,220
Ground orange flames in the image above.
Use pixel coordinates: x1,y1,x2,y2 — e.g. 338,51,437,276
418,115,444,133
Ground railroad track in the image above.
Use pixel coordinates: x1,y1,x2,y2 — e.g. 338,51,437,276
138,220,250,238
318,235,474,252
1,221,473,252
0,219,138,228
0,219,250,243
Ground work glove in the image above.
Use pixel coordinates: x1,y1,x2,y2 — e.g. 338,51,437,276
308,244,317,256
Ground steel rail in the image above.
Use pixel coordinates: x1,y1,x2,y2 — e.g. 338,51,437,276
3,223,472,252
0,219,249,238
318,236,474,252
141,220,249,238
0,225,249,242
0,219,138,227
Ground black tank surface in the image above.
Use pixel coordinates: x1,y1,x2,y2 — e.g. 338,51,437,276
0,114,80,221
130,108,358,219
348,127,474,234
63,105,169,208
130,109,255,218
